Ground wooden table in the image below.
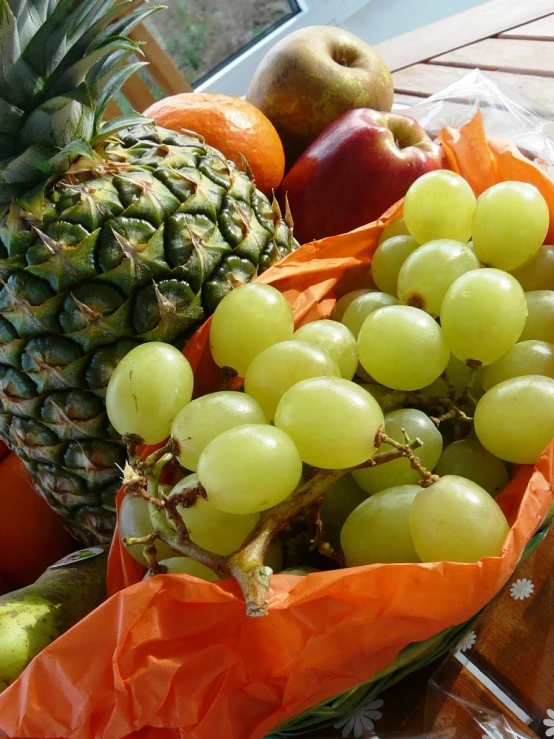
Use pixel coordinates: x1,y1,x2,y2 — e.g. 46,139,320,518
295,2,554,735
374,0,554,115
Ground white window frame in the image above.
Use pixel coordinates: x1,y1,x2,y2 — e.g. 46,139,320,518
195,0,374,97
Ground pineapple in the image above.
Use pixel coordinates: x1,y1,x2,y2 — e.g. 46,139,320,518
0,0,297,544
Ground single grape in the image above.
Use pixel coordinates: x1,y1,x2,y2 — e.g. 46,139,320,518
397,239,480,317
197,424,302,514
209,283,294,376
378,215,410,244
144,557,220,582
320,473,368,549
171,391,267,471
293,320,358,380
169,474,259,555
353,408,443,495
474,375,554,464
510,244,554,291
357,305,450,390
331,289,373,322
519,290,554,342
244,340,341,420
341,291,399,338
434,438,509,496
118,494,174,566
410,475,510,562
341,484,420,566
280,567,320,575
106,342,193,444
482,340,554,390
274,377,384,469
403,170,477,244
472,181,549,270
371,235,419,295
440,269,527,365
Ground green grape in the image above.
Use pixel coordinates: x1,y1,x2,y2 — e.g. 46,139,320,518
118,494,174,567
106,342,193,444
293,320,358,380
519,290,554,342
274,377,384,469
472,181,549,271
280,567,320,575
434,439,509,496
371,235,419,295
410,475,510,562
403,169,477,244
341,291,399,338
482,340,554,390
169,474,259,555
331,289,373,322
171,391,267,471
474,375,554,464
397,239,480,317
378,215,410,244
144,557,220,582
510,244,554,291
420,354,484,400
440,269,527,365
357,305,450,390
341,484,420,566
197,424,302,514
209,283,294,376
244,340,341,420
320,473,368,549
353,408,443,495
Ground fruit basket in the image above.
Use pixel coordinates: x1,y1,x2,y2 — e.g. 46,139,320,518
1,111,551,739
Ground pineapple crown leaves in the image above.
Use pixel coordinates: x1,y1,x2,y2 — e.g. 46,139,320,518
0,0,164,205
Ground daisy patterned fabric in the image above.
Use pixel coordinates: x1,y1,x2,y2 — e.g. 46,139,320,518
509,578,534,600
333,699,384,738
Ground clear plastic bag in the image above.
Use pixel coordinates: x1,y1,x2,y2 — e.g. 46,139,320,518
395,68,554,169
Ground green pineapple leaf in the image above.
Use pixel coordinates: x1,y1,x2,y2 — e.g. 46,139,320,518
5,0,56,48
22,0,115,78
92,61,147,128
42,138,96,174
47,36,142,99
0,98,25,137
0,0,44,109
91,114,153,146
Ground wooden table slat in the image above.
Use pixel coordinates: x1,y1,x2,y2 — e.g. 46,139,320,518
430,38,554,78
392,63,554,113
373,0,554,71
499,13,554,40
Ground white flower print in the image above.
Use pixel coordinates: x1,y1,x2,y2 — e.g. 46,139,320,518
509,578,534,601
544,708,554,737
334,699,384,738
457,630,477,652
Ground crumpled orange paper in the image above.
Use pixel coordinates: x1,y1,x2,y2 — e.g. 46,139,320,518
0,112,552,739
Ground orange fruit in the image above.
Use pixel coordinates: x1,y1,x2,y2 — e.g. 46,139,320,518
144,93,285,197
0,454,76,586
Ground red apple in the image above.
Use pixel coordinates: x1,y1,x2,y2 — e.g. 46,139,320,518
278,109,445,244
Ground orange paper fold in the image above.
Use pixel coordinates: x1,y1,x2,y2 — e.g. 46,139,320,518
0,112,553,739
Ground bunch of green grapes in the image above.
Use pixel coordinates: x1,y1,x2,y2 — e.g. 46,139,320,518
106,168,554,581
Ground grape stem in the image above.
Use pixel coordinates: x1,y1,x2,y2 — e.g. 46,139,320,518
121,433,426,617
378,390,473,427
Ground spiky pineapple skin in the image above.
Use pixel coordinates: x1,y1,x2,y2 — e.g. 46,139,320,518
0,125,297,544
